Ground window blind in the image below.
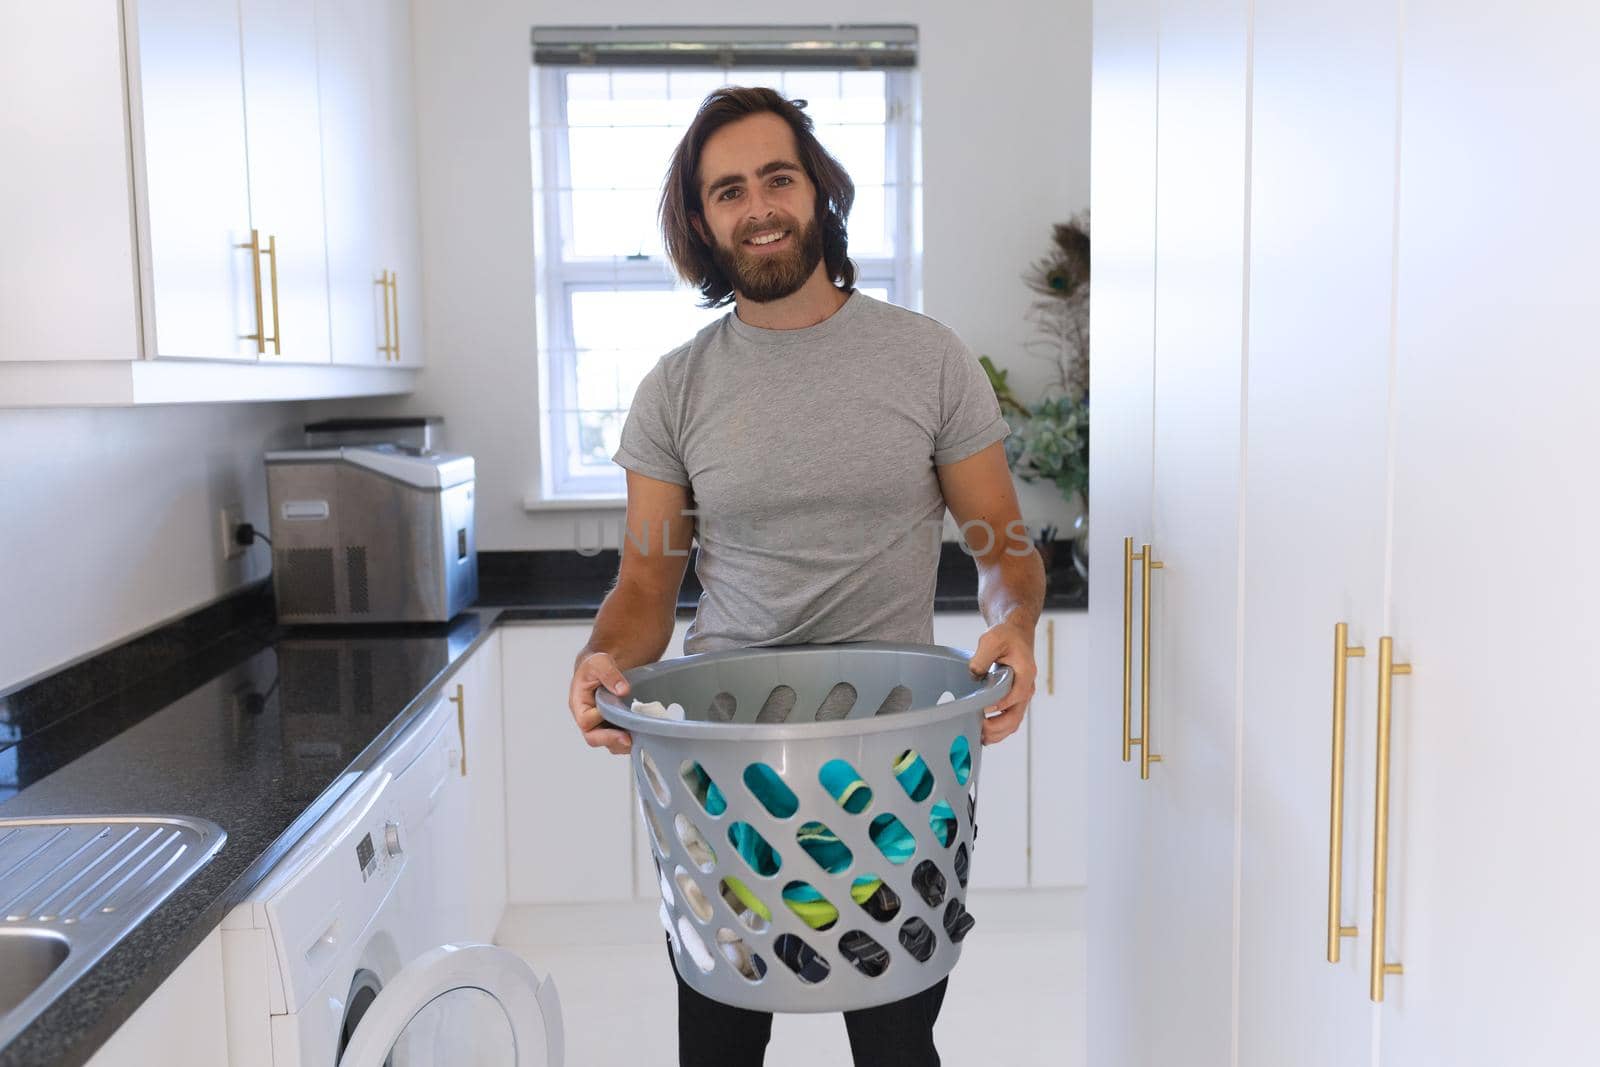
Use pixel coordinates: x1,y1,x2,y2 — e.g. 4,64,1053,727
531,24,918,69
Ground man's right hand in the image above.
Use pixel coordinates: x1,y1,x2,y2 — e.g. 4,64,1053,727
569,651,634,755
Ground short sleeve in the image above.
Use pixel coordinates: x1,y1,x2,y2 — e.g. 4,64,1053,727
612,361,690,486
933,333,1011,466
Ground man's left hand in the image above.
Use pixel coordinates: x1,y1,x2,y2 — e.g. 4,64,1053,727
966,620,1037,745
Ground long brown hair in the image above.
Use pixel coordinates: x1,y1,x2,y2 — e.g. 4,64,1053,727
660,86,857,308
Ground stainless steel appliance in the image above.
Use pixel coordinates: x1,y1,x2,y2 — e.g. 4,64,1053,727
265,444,477,624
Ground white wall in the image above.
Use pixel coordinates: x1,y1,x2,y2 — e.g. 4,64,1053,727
0,403,312,690
353,0,1091,550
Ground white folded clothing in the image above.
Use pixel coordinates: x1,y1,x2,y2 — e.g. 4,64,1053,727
632,698,685,720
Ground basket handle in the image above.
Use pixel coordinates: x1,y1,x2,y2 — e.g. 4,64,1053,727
983,662,1016,702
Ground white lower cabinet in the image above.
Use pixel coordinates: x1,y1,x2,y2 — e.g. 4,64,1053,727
83,927,228,1067
431,631,508,944
1029,611,1088,887
502,621,635,904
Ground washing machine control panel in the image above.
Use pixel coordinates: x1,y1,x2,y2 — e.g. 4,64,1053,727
356,829,377,878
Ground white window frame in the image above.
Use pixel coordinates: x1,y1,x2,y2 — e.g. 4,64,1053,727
534,65,920,500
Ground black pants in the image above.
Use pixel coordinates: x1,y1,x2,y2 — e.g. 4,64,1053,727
670,939,949,1066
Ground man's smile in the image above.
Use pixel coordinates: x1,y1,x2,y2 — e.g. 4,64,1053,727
742,229,792,252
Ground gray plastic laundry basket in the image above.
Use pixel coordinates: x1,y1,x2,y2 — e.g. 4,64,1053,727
595,641,1012,1014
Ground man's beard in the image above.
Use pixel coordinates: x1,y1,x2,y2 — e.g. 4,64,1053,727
709,215,826,304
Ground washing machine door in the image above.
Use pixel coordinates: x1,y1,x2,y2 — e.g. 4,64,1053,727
338,943,563,1067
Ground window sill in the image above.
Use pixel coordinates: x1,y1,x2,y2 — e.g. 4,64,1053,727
522,494,627,512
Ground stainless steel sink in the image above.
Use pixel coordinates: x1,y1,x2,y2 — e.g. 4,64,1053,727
0,817,225,1050
0,930,70,1016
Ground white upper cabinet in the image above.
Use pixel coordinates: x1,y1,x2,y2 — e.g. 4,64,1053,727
237,0,331,364
0,2,142,363
126,0,256,361
371,0,424,367
0,0,423,403
317,0,386,365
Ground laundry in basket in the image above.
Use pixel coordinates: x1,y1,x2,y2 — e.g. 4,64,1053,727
596,641,1012,1014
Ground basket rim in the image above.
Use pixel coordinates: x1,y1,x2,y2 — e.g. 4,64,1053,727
595,641,1013,741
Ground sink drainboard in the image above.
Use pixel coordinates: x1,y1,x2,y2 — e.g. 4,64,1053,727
0,816,226,1051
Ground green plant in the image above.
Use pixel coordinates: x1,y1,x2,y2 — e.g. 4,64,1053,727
979,355,1032,418
1003,393,1089,502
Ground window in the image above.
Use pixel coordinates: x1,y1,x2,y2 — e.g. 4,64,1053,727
531,28,921,499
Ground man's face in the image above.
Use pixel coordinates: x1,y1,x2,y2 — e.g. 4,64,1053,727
694,113,825,303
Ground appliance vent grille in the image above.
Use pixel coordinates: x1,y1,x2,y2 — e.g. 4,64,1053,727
346,546,370,615
278,549,336,616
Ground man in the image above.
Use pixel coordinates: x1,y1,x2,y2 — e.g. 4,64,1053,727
567,86,1045,1067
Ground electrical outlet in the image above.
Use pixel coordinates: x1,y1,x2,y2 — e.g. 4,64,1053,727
220,503,245,561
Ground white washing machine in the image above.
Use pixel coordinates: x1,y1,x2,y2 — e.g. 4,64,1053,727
222,697,563,1066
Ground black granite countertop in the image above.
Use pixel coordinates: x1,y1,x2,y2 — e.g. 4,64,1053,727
0,610,500,1067
0,541,1085,1066
477,542,1089,615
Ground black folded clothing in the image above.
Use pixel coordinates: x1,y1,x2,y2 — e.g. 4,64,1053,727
898,917,937,962
774,933,831,983
912,860,948,908
859,881,902,921
943,898,976,944
839,930,892,977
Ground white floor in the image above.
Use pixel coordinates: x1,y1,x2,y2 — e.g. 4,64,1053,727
497,889,1085,1067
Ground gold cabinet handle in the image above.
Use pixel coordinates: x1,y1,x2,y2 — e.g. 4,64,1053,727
1134,542,1164,779
388,271,400,362
1046,616,1055,696
1122,538,1134,761
236,228,266,353
263,234,281,355
448,682,467,775
1327,622,1366,962
377,270,395,359
1370,636,1411,1001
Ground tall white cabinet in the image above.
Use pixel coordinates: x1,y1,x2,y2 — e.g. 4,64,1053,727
1090,0,1600,1063
1378,1,1600,1061
1236,0,1397,1062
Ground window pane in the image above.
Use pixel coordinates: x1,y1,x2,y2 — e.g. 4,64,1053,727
670,70,726,101
566,71,701,127
611,71,668,99
566,72,610,101
566,189,664,258
816,124,886,188
567,290,722,417
566,126,679,190
730,69,783,92
570,289,724,357
570,409,626,474
781,70,840,107
846,184,890,257
835,72,888,124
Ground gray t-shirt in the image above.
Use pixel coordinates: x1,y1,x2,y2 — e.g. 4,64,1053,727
611,289,1010,654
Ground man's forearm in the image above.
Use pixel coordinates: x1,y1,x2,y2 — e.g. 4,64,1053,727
977,547,1047,636
575,580,679,673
